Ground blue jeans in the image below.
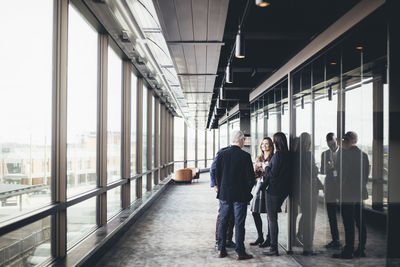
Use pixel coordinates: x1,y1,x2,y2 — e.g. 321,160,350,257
218,200,247,255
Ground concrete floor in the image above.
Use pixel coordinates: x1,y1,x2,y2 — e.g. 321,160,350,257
95,173,301,267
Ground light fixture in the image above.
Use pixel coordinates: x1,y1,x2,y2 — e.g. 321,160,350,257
330,61,337,66
255,0,271,7
226,64,233,84
356,46,363,50
219,87,225,100
235,26,245,58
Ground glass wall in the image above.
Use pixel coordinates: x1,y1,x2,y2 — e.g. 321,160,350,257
197,130,205,169
107,45,122,184
252,8,388,265
219,123,228,149
174,117,185,170
0,0,53,223
187,126,196,167
142,86,148,173
207,130,215,164
131,72,137,176
67,4,97,197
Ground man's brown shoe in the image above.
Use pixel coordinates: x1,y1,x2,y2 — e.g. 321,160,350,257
218,250,227,258
236,253,253,260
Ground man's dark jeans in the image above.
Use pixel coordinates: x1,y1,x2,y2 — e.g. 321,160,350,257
218,200,247,255
341,202,367,253
215,202,234,241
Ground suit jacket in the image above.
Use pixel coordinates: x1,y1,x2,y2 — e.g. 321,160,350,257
341,146,369,203
215,145,255,202
263,151,292,198
210,146,229,187
321,148,341,202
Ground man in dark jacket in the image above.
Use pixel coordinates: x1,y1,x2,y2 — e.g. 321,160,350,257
333,131,369,259
215,130,255,260
210,146,235,249
321,133,341,249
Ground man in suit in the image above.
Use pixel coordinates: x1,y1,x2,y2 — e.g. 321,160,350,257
215,130,255,260
321,133,341,249
333,131,369,259
210,146,235,249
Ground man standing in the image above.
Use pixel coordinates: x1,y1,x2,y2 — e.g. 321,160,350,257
215,130,255,260
321,133,341,249
333,131,369,259
210,146,235,249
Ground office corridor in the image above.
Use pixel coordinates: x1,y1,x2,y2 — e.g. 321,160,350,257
95,173,300,266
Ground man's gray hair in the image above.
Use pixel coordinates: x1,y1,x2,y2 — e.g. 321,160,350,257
231,130,245,144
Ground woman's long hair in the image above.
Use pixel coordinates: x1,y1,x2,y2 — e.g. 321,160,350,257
256,137,274,162
299,132,311,154
273,132,289,152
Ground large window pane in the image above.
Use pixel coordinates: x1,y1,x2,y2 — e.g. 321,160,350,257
0,217,51,266
131,73,137,176
198,130,205,168
207,130,214,163
107,46,122,183
0,0,52,223
142,86,148,172
107,186,121,220
67,5,97,197
152,96,156,169
174,117,185,170
67,197,96,248
187,127,196,167
219,123,227,149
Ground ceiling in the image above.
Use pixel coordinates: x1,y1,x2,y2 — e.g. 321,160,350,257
153,0,229,129
208,0,361,128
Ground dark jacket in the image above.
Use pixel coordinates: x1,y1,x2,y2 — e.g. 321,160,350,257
215,145,255,202
341,146,369,203
321,148,341,202
210,146,229,187
263,151,292,197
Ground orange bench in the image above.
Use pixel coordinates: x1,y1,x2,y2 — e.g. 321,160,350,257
173,168,193,183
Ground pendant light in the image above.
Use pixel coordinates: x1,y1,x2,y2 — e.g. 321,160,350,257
255,0,270,7
235,26,245,58
226,64,233,84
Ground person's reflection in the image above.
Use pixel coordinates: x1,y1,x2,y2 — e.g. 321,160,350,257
320,133,341,249
296,132,324,255
333,131,369,259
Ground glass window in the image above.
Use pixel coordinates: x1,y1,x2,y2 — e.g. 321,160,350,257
219,123,227,149
152,96,156,169
107,46,122,184
207,130,214,162
0,0,53,223
0,217,51,266
107,186,121,220
131,73,137,176
174,117,185,170
131,179,137,203
142,86,148,172
187,127,196,167
198,130,205,169
67,197,96,248
67,5,97,197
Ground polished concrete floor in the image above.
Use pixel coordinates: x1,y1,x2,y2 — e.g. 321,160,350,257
95,173,301,267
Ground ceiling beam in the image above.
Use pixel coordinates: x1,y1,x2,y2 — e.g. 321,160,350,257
223,32,310,40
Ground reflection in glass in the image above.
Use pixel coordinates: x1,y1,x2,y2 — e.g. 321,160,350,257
0,0,53,223
219,123,227,150
107,186,121,220
187,127,196,167
107,46,122,184
67,5,97,197
207,130,215,164
0,217,51,266
67,197,96,248
198,130,205,168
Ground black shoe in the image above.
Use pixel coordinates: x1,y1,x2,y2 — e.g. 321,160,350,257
332,251,353,259
236,253,253,260
225,240,236,248
250,236,264,246
302,250,315,256
218,250,227,258
325,240,341,249
263,248,279,256
259,238,271,248
354,248,366,257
